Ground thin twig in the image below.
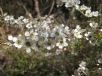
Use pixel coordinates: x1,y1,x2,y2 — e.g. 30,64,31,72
16,1,33,19
33,0,41,17
48,0,55,16
0,6,3,16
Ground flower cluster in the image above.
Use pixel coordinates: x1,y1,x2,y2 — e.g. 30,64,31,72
3,13,30,28
97,54,102,72
73,61,90,76
75,4,100,17
6,17,71,54
1,0,101,55
73,25,85,38
1,13,100,55
57,0,100,18
60,0,80,8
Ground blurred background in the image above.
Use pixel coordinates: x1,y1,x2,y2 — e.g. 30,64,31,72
0,0,101,17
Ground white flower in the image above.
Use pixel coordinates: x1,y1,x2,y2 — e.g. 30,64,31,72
56,38,68,49
4,15,14,21
92,11,99,17
26,22,33,29
56,42,63,49
77,61,89,76
24,31,30,37
75,4,79,10
18,16,24,20
89,40,95,45
8,35,13,41
29,30,39,41
85,9,93,17
46,46,52,50
64,0,80,8
63,38,68,46
56,49,62,55
84,32,92,40
8,35,24,48
76,33,82,38
76,25,81,29
79,61,86,67
34,32,38,35
32,35,39,41
12,37,18,42
89,22,98,28
13,37,24,49
26,48,32,53
64,26,70,34
80,5,89,11
14,20,19,24
41,32,49,38
73,25,84,38
14,42,23,48
23,18,29,23
100,29,102,32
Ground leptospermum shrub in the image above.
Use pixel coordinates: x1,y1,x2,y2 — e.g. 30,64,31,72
0,0,102,76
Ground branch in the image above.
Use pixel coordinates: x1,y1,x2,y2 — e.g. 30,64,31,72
16,1,33,19
48,0,55,16
0,6,3,16
33,0,41,17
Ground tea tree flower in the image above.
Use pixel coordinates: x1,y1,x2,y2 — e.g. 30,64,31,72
46,46,52,50
24,31,30,37
56,49,62,55
75,4,79,10
8,35,25,49
73,25,84,38
26,48,32,53
4,15,14,21
85,9,92,17
56,38,68,49
89,22,98,28
61,0,80,8
26,22,33,29
79,5,89,11
84,32,92,40
12,37,18,42
74,61,90,76
64,26,70,34
100,29,102,32
57,0,80,8
4,12,100,56
13,38,24,49
23,18,29,24
79,61,86,68
8,35,13,41
92,11,99,17
74,4,99,18
98,58,102,64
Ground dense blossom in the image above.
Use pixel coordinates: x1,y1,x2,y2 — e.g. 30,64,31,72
2,13,101,56
75,5,100,17
57,0,100,18
57,0,80,7
74,61,90,76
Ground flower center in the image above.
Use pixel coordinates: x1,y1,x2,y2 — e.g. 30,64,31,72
25,41,31,47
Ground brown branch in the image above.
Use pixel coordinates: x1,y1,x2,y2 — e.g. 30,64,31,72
33,0,41,17
48,0,55,16
0,6,3,16
16,1,33,19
